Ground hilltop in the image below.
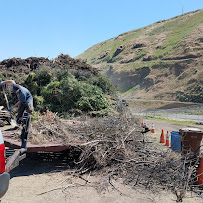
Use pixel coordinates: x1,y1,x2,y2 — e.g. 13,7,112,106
77,10,203,103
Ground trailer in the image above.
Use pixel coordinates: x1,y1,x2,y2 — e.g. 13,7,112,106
0,112,69,199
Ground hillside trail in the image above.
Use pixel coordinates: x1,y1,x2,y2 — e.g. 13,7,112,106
1,119,203,203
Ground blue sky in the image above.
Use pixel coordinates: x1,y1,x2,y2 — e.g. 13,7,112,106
0,0,202,60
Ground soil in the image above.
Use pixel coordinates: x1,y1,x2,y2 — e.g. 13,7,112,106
0,54,97,75
1,174,202,203
1,119,203,203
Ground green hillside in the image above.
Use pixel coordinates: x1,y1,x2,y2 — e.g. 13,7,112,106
76,9,203,103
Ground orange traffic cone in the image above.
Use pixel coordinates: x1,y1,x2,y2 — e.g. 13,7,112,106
160,129,165,144
141,120,144,126
151,123,155,133
165,131,170,147
197,154,203,185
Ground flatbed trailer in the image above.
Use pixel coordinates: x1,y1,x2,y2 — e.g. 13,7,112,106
3,130,70,153
0,112,70,199
0,129,70,199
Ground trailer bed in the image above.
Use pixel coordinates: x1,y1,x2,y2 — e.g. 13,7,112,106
2,130,70,153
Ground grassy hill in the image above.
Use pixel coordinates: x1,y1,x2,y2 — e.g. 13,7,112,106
76,9,203,103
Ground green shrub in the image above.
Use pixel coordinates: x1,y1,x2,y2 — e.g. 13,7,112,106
24,68,115,114
24,72,39,95
35,68,52,86
0,73,5,80
40,74,110,112
77,92,109,111
41,81,61,105
57,69,73,81
91,75,117,94
33,95,44,111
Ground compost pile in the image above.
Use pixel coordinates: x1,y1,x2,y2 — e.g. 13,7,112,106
0,54,98,76
11,109,200,201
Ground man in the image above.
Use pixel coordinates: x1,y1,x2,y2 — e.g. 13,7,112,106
0,80,34,124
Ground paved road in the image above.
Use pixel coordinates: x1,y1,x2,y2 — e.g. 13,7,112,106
131,108,203,122
162,114,203,121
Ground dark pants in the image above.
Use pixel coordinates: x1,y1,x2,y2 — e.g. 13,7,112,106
17,101,34,124
20,113,31,149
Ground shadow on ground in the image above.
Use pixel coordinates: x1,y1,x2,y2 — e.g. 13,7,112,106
9,147,81,179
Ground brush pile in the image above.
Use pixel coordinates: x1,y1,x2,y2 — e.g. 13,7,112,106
11,107,202,201
0,106,10,126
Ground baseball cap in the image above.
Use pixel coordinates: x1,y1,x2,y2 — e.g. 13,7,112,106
12,83,20,93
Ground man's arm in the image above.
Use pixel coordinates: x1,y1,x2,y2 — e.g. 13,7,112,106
13,101,21,108
1,80,16,86
4,80,16,84
8,101,21,112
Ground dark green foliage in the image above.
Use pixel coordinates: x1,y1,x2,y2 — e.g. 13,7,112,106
33,95,44,111
76,84,109,111
41,81,61,105
0,73,5,80
24,69,115,113
35,68,52,86
24,72,39,95
41,74,109,112
90,74,117,94
56,69,73,81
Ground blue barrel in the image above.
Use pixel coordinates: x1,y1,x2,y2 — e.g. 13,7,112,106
171,131,181,152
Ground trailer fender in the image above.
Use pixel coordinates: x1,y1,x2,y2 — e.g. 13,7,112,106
0,172,10,198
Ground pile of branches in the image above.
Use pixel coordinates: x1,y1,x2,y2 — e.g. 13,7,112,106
22,109,202,201
65,115,202,201
0,106,10,126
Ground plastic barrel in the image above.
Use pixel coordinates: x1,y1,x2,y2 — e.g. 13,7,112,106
171,131,181,152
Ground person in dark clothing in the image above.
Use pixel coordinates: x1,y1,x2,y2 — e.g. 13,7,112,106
0,80,34,124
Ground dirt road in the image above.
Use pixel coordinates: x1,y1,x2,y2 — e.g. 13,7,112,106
143,118,203,146
1,119,203,203
1,173,202,203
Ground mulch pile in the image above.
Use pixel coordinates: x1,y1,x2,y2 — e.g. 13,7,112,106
0,54,98,75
